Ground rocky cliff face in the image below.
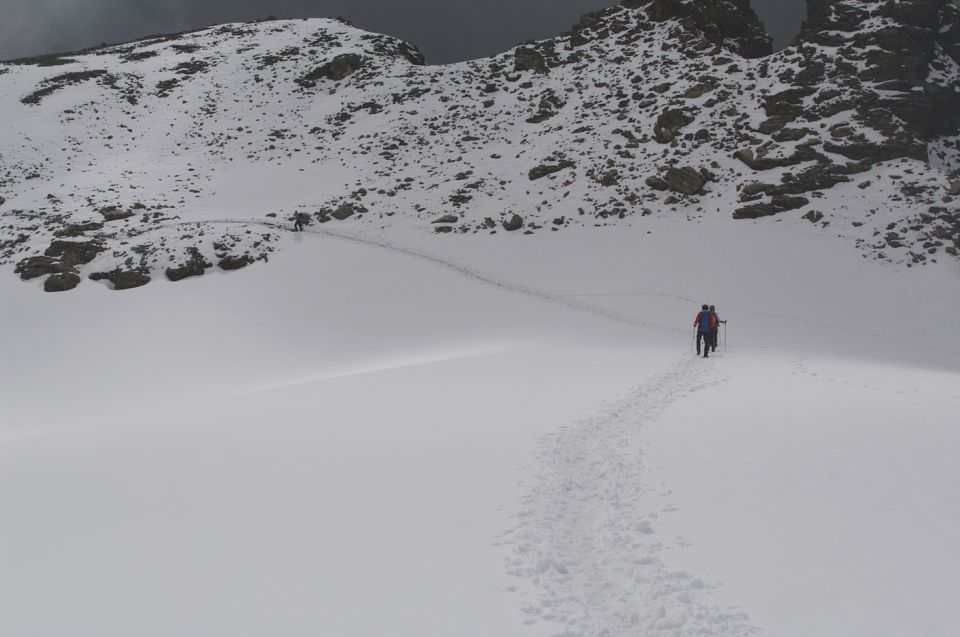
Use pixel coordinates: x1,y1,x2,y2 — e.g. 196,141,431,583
1,2,958,291
797,0,960,139
638,0,773,58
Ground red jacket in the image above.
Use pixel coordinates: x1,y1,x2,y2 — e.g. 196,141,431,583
694,311,717,330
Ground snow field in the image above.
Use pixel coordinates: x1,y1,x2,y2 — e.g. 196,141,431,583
2,211,959,637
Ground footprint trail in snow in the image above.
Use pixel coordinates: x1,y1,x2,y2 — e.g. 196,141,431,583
502,355,756,637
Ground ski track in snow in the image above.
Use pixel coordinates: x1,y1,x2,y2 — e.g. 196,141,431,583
165,217,685,334
499,354,756,637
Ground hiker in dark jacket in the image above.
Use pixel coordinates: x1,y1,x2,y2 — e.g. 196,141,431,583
694,304,715,358
709,304,726,352
293,212,307,232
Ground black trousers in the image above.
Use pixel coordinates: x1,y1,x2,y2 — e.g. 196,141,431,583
697,330,713,355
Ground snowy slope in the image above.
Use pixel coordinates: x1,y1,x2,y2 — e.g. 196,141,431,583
1,0,959,294
2,2,960,637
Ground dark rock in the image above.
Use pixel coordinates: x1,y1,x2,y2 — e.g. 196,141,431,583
44,272,81,292
654,108,695,143
218,255,252,271
733,195,810,219
764,87,816,117
823,142,927,163
646,176,670,191
597,170,620,186
772,127,810,142
99,205,134,221
44,239,103,266
757,115,793,134
948,181,960,196
15,256,76,280
89,270,151,290
514,47,548,74
529,160,575,180
166,248,211,282
645,0,772,58
296,53,365,87
331,203,357,220
55,222,104,237
664,167,707,195
802,210,824,223
165,262,205,282
735,146,823,171
0,196,5,206
503,214,523,231
432,215,459,224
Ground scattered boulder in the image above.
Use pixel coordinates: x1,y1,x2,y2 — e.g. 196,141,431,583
735,147,822,171
55,222,104,238
503,214,524,231
100,206,134,221
529,160,575,180
823,142,927,163
296,53,365,86
757,115,794,134
802,210,825,223
432,214,459,224
166,248,212,282
772,127,810,142
166,262,205,282
734,195,810,219
0,196,5,206
44,272,81,292
331,203,357,220
44,239,103,266
15,256,76,280
645,176,670,191
514,47,548,74
664,167,707,195
654,108,695,143
89,270,151,290
218,255,252,271
949,181,960,196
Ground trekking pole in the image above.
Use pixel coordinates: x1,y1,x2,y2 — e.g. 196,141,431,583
724,323,728,352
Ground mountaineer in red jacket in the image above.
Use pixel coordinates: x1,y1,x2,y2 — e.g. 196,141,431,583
694,304,716,358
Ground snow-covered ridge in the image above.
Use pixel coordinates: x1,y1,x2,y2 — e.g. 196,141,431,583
1,0,958,292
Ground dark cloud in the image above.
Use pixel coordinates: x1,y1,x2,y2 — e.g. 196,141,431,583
0,1,956,64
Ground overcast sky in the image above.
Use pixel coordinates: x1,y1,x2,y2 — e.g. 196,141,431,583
0,0,850,64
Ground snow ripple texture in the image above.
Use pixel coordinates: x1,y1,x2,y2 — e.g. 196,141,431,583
502,356,755,637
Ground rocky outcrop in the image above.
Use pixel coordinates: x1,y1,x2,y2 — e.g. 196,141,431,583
218,255,253,270
15,256,77,280
654,108,695,144
100,206,134,221
734,195,810,219
514,48,548,74
165,248,212,282
89,270,151,290
44,272,81,292
644,0,773,58
664,167,707,195
296,53,366,87
529,161,575,180
44,239,103,266
503,214,524,231
797,0,960,140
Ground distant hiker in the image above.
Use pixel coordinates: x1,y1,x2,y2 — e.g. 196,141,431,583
694,304,716,358
293,212,307,232
709,304,727,352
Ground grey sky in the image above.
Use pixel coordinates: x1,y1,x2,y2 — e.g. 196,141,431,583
0,0,939,64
